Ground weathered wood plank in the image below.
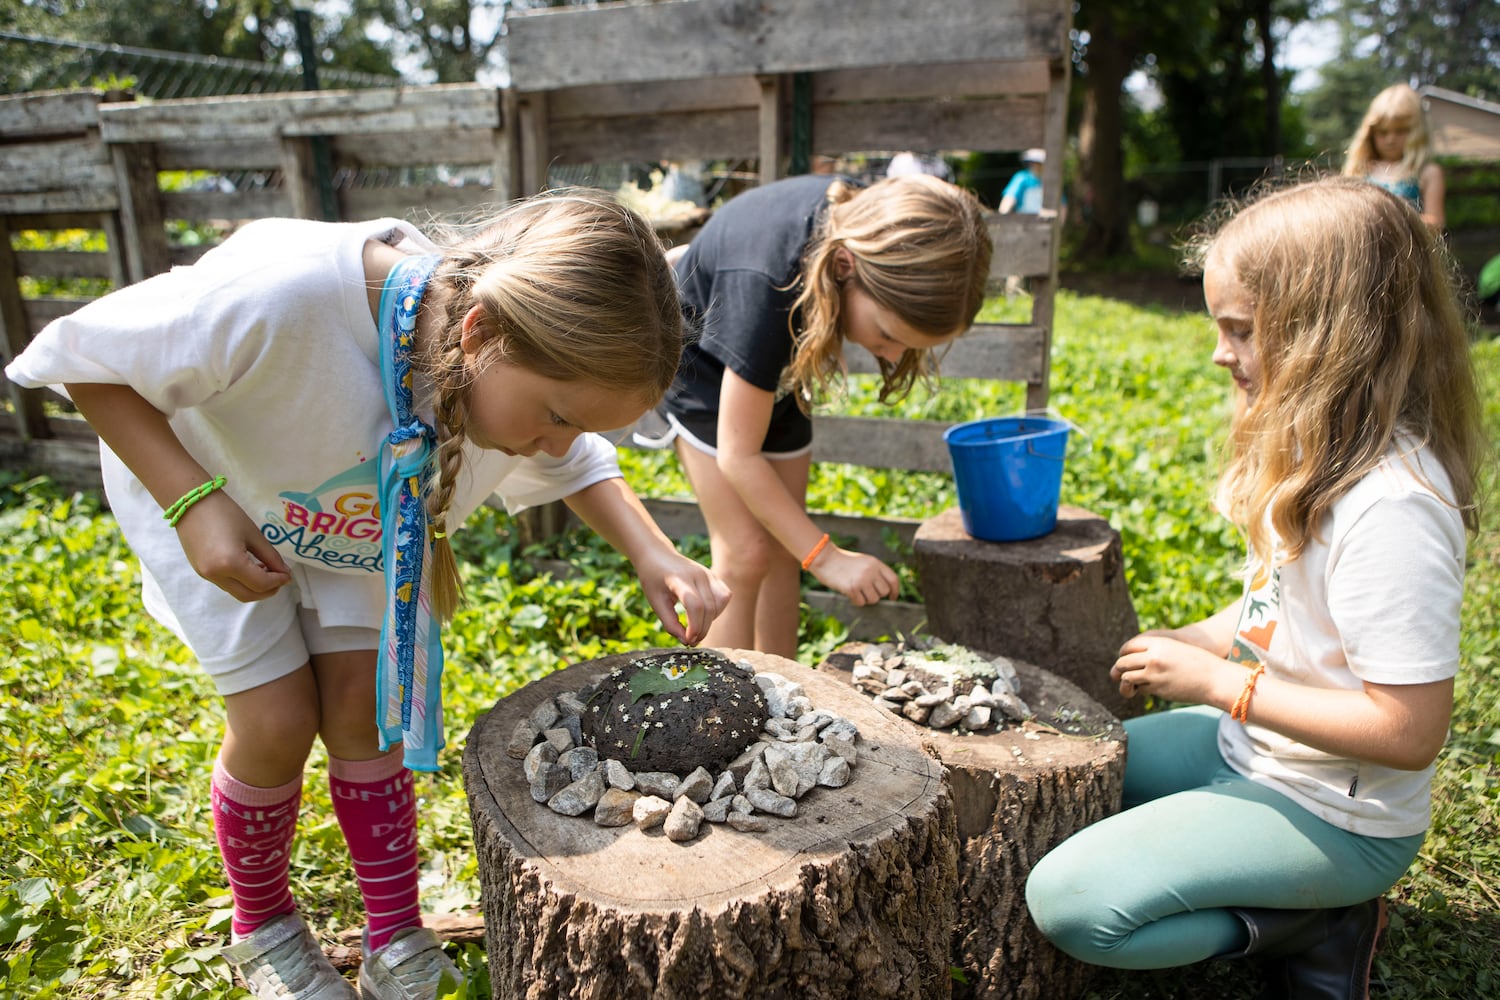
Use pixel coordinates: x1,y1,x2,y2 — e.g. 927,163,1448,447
812,415,953,472
7,212,116,231
0,159,117,198
0,189,119,214
330,130,499,169
22,297,92,334
842,323,1048,383
13,250,113,282
0,136,112,175
638,495,921,565
812,96,1045,157
112,142,172,281
0,217,50,440
549,108,759,164
341,185,500,220
0,90,104,138
152,139,285,172
97,84,499,144
507,0,1070,90
548,76,761,120
812,60,1051,103
989,214,1056,279
159,189,290,222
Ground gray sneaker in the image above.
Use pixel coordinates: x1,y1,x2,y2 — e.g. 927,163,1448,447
358,926,465,1000
221,913,360,999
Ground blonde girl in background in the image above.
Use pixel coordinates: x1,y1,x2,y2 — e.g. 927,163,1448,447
642,173,992,657
6,191,729,1000
1343,83,1446,230
1025,177,1486,1000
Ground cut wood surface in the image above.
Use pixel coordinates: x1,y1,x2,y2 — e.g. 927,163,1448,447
464,649,958,1000
818,644,1126,1000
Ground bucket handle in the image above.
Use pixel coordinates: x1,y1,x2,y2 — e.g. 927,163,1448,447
1021,408,1092,458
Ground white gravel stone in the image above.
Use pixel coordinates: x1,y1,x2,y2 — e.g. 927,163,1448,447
818,755,851,788
745,786,797,818
633,771,681,799
603,758,636,790
633,795,672,830
664,796,705,842
677,766,715,803
727,812,771,832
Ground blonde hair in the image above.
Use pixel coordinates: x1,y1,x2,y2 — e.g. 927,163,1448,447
1186,176,1485,566
1342,83,1433,180
785,174,992,410
418,190,681,619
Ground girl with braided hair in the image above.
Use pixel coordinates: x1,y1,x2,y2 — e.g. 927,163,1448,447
6,189,730,1000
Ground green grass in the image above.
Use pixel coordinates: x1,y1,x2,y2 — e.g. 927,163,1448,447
2,290,1497,998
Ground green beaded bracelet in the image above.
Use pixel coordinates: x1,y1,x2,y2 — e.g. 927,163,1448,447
163,475,227,527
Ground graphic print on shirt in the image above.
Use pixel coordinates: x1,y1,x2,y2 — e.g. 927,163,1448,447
1229,559,1280,666
261,456,384,573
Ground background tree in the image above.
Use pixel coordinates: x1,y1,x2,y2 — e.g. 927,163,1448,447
1296,0,1500,157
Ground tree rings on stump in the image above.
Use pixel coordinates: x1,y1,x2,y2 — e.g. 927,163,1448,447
464,648,957,1000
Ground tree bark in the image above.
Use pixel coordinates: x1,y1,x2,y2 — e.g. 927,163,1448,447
464,649,958,1000
818,645,1126,1000
1075,5,1135,260
913,505,1143,720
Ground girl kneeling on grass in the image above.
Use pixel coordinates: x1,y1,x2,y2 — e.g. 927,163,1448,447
641,173,992,656
5,192,729,1000
1025,176,1487,1000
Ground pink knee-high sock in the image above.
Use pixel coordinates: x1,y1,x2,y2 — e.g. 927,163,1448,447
212,759,300,939
329,751,422,954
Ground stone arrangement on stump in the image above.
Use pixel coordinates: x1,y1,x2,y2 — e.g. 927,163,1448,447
851,640,1034,732
465,649,956,999
507,647,862,844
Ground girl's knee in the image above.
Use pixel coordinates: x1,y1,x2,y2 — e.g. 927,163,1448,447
712,533,779,586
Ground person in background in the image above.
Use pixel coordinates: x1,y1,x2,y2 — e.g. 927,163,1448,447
1342,83,1446,231
640,172,992,658
5,191,730,1000
998,148,1047,295
1025,177,1486,1000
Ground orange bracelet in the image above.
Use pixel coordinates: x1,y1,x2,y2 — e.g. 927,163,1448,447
801,533,831,570
1230,663,1265,723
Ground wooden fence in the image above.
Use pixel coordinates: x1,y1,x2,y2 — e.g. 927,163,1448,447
0,0,1072,634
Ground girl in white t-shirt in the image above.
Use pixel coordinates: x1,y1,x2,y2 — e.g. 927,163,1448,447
1025,177,1486,1000
6,191,729,1000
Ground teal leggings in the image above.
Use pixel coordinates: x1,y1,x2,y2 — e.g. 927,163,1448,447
1024,705,1422,969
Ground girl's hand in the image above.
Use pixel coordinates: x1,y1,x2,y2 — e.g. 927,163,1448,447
634,548,732,646
172,490,292,602
1110,633,1238,706
808,546,900,607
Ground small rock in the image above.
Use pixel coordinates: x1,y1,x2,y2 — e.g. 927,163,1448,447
729,794,754,815
745,786,797,818
594,788,637,827
528,698,561,733
822,733,858,765
555,691,587,718
507,719,539,759
968,685,997,709
529,763,570,804
915,691,948,709
633,771,681,799
823,719,859,742
784,696,813,718
872,696,903,714
993,689,1033,722
664,796,705,842
522,741,559,784
818,755,851,788
992,656,1022,694
558,746,599,782
879,687,912,703
710,772,737,801
765,750,800,799
902,701,932,725
701,798,731,823
885,668,908,688
678,766,715,803
603,758,636,791
965,705,994,730
727,812,771,833
725,742,767,784
542,727,575,753
742,758,771,792
633,795,672,830
927,701,964,729
547,770,605,816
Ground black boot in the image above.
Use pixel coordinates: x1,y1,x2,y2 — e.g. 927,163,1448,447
1224,897,1388,1000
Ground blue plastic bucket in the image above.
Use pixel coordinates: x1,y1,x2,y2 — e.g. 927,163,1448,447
944,416,1069,542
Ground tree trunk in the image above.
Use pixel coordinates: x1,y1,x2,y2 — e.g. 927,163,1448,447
1075,7,1134,260
464,650,958,1000
818,645,1127,1000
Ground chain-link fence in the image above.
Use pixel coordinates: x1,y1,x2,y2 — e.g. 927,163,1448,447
0,29,396,98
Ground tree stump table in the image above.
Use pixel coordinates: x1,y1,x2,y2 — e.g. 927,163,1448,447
914,505,1143,720
819,645,1127,1000
463,649,957,1000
